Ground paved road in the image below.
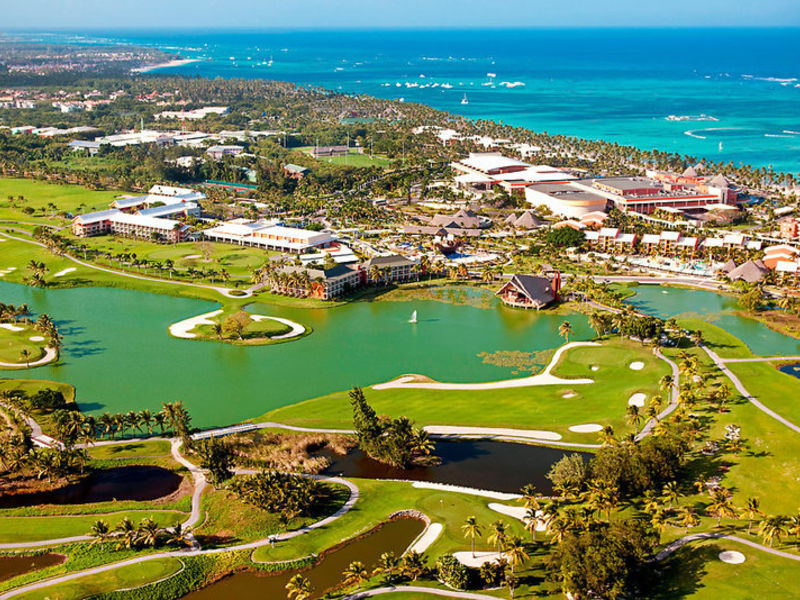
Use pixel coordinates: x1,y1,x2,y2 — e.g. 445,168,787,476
701,344,800,435
656,531,800,562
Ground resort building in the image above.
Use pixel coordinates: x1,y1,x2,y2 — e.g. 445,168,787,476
284,164,309,179
584,228,636,254
504,211,542,230
726,260,769,283
495,274,558,310
206,145,244,160
109,213,188,243
763,245,800,270
202,220,334,253
524,183,608,218
279,265,362,300
780,218,799,239
363,254,417,283
154,106,229,120
72,209,120,237
573,176,732,215
137,202,200,219
450,152,574,193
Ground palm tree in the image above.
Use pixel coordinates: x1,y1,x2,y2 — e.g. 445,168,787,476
165,523,193,548
285,574,312,600
341,561,370,589
625,405,642,433
787,514,800,547
502,535,529,575
19,349,31,367
659,374,673,393
487,520,507,552
139,410,153,435
558,320,573,343
523,508,540,541
115,517,139,549
462,516,482,558
759,515,789,548
743,497,763,535
373,551,400,584
675,506,699,533
400,551,426,581
661,481,681,510
88,519,110,545
138,518,161,547
707,488,738,527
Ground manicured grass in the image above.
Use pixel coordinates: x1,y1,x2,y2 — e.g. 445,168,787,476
296,147,394,168
188,309,292,345
0,323,48,365
0,177,120,224
0,511,187,544
16,556,184,600
654,539,800,599
679,318,753,359
88,441,172,460
251,478,528,563
726,361,800,425
0,377,75,403
195,481,349,547
258,338,669,442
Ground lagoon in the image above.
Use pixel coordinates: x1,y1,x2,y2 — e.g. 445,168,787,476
624,285,800,356
0,282,591,428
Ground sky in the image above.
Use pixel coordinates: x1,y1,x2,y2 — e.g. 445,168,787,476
2,0,800,30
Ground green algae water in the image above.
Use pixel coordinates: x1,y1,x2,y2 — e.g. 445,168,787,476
0,282,592,428
625,285,800,356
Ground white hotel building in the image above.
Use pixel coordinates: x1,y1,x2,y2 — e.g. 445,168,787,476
202,219,334,253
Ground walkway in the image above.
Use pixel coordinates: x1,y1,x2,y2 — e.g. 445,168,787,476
701,345,800,435
345,586,499,600
655,532,800,563
0,346,58,369
0,231,244,300
373,342,598,391
636,348,680,440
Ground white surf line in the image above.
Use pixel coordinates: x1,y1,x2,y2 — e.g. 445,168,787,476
373,342,599,391
0,347,57,369
53,267,76,277
168,309,223,339
249,315,306,339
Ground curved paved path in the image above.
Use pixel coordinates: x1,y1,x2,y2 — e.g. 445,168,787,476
0,346,58,369
345,586,499,600
0,231,243,300
636,348,680,440
0,443,360,599
701,345,800,435
373,342,598,391
655,531,800,563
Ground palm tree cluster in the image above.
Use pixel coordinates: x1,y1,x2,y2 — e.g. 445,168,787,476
0,302,30,322
24,259,48,288
228,471,329,521
88,517,192,550
33,313,62,356
0,430,88,483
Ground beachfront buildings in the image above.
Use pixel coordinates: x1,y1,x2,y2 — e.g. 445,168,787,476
450,152,575,193
202,219,334,253
495,274,558,310
72,210,188,242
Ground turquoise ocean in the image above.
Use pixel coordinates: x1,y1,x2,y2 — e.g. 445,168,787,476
24,28,800,172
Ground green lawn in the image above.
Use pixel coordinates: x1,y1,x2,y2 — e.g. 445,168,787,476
0,323,49,366
726,361,800,426
15,556,184,600
0,177,120,224
296,147,394,168
87,441,172,460
654,539,800,599
679,318,754,360
0,511,187,544
187,308,292,345
258,338,669,442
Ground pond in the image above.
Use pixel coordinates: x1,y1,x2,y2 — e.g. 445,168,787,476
0,281,591,428
0,466,182,508
321,439,587,494
182,517,425,600
778,362,800,380
624,285,800,356
0,553,65,582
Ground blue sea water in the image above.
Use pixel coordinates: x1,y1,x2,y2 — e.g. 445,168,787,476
30,28,800,172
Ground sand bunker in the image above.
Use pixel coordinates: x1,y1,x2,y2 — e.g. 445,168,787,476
454,551,508,568
719,551,746,564
629,361,645,370
628,393,647,407
0,323,24,332
569,423,603,433
590,365,599,371
562,391,577,399
29,336,45,342
53,268,76,277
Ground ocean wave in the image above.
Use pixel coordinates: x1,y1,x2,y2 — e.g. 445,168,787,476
783,130,800,135
684,130,707,139
765,134,795,138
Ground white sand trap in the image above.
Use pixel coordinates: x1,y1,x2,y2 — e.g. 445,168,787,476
629,361,645,370
169,309,223,339
719,551,746,564
425,425,562,441
628,393,647,407
569,423,603,433
29,336,45,342
373,341,599,391
53,268,76,277
7,267,16,271
591,365,600,371
488,503,547,531
411,482,520,501
454,551,508,568
409,523,442,553
183,254,203,259
249,315,305,339
662,290,669,294
562,391,577,399
0,323,25,332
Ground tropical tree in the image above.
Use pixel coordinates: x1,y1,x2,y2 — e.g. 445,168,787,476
285,574,312,600
675,506,699,533
462,516,482,558
503,535,529,575
558,320,573,343
88,519,110,545
759,515,789,548
341,561,370,589
487,520,507,552
743,497,763,535
707,487,738,527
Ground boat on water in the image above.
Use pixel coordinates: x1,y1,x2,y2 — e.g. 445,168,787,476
461,94,469,105
409,310,418,324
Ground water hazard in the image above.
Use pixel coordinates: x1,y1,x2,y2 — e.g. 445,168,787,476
0,553,65,582
321,439,588,494
0,466,182,508
182,518,425,600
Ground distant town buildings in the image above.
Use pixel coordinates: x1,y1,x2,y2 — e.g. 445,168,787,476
154,106,229,120
206,145,244,160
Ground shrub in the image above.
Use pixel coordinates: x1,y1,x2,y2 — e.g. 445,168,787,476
435,554,469,590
